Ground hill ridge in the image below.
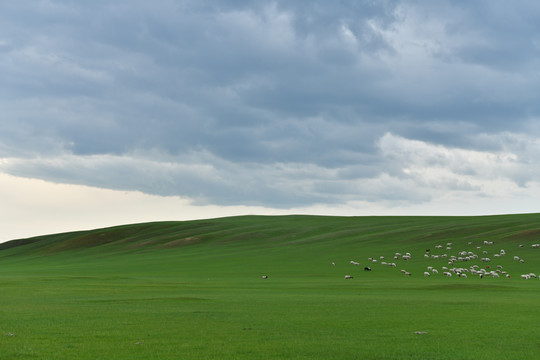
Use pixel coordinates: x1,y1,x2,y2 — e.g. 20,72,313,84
2,213,540,258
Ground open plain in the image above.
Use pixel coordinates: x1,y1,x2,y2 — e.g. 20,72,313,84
2,214,540,359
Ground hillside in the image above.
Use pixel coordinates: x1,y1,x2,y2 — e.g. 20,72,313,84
3,213,540,359
4,213,540,253
3,213,540,277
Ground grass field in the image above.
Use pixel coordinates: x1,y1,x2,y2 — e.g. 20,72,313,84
2,214,540,359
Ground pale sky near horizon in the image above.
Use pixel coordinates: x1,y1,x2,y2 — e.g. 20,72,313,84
2,1,540,243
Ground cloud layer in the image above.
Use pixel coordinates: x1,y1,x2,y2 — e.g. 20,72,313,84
2,0,540,212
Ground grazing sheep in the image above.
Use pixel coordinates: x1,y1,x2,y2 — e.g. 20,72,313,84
432,269,439,274
364,267,372,271
344,275,353,279
424,272,431,277
262,275,268,279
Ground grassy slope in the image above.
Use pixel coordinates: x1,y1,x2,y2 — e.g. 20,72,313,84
2,214,540,359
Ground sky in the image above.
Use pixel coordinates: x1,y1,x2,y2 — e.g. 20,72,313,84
2,0,540,242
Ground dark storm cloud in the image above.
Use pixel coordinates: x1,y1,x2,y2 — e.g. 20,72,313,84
1,0,540,207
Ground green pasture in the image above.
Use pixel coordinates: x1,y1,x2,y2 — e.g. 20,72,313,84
2,214,540,359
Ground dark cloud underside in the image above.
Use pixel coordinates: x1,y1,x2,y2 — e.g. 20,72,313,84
1,0,540,207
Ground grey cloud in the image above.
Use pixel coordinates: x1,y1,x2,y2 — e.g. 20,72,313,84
2,1,540,208
0,153,334,207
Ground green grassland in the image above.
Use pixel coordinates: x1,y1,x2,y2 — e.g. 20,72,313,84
2,214,540,359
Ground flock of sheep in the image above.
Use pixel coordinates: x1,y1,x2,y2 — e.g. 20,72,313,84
342,240,540,281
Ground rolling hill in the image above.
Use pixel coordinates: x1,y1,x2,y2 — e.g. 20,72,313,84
3,213,540,359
